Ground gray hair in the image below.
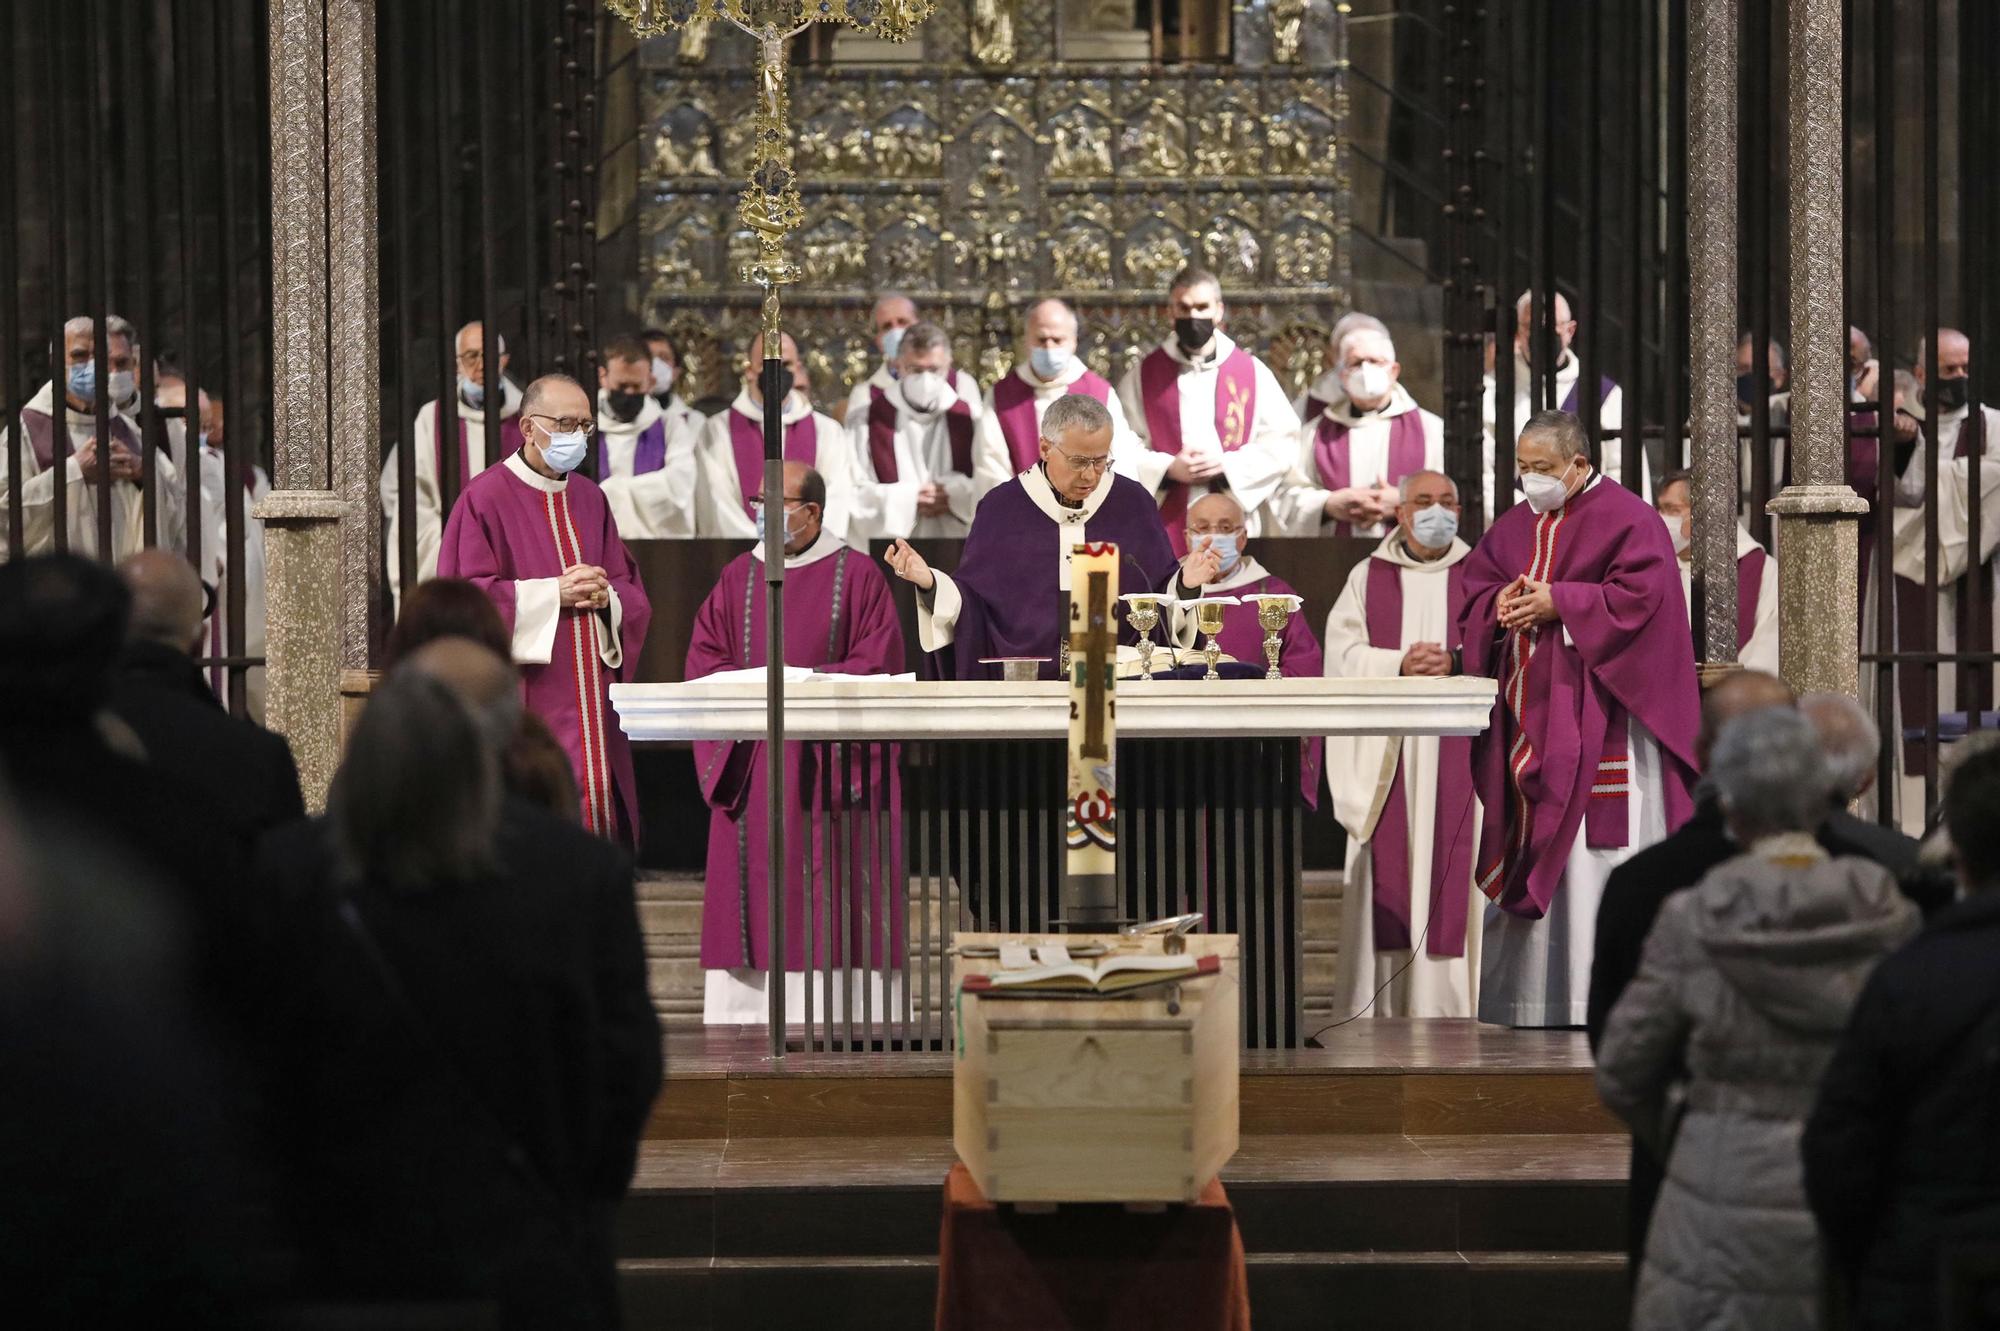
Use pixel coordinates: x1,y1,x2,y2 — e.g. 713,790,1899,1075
1520,408,1590,460
520,372,585,418
1798,692,1880,803
1710,707,1837,838
1397,470,1457,504
899,321,951,359
1040,392,1113,444
62,314,137,346
1337,324,1396,366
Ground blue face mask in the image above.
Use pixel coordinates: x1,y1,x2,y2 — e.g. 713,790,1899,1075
755,504,799,548
460,376,486,409
1410,504,1459,550
67,360,96,402
539,428,588,474
880,326,906,363
1196,532,1241,568
1029,346,1073,380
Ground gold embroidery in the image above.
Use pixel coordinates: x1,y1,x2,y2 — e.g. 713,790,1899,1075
1221,377,1250,450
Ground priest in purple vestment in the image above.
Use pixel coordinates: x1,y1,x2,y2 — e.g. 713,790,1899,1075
885,393,1223,680
684,460,907,1025
1457,409,1699,1028
437,374,651,847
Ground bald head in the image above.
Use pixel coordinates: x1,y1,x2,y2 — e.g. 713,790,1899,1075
1698,669,1796,768
1187,492,1245,528
119,549,206,653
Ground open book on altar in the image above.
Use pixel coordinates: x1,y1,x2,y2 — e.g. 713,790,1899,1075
962,952,1220,994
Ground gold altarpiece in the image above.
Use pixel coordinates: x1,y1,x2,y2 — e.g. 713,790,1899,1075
630,0,1353,411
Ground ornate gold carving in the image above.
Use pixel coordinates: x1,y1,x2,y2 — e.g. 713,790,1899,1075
1047,112,1114,179
679,18,713,61
946,209,1031,290
1124,98,1189,176
1271,0,1309,64
971,0,1016,67
1265,320,1334,402
872,106,944,177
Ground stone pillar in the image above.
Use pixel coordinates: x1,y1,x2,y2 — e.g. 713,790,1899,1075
1768,0,1868,697
1687,0,1740,673
256,0,374,808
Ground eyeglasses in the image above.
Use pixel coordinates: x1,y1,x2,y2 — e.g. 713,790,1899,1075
526,414,595,436
1187,524,1244,537
747,496,810,509
456,350,496,366
1047,445,1112,474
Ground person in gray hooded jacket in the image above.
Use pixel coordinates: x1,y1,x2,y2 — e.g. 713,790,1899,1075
1596,706,1921,1331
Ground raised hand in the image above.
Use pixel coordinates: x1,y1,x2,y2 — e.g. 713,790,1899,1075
884,538,934,591
1179,535,1223,589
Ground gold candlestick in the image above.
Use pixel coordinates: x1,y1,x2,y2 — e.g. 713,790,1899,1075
1193,597,1236,681
1120,592,1167,679
1252,594,1303,681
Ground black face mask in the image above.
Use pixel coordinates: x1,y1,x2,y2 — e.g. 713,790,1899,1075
767,368,796,403
1935,376,1970,413
1174,317,1215,355
604,389,647,423
1736,373,1758,408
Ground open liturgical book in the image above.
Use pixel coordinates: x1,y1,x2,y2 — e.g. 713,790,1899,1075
962,945,1220,994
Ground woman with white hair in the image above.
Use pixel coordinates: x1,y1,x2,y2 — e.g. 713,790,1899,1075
1596,706,1920,1331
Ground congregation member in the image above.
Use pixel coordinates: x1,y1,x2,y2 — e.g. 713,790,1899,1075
887,392,1210,680
380,320,524,602
640,326,705,442
694,331,850,541
973,298,1137,500
256,640,660,1328
846,321,982,541
0,314,186,562
1653,468,1780,674
1460,409,1699,1028
438,374,651,846
592,334,697,539
1322,469,1480,1018
1267,324,1443,540
843,292,981,426
1805,741,2000,1331
685,461,904,1024
1292,311,1391,423
1482,292,1633,511
1113,266,1301,555
1597,706,1918,1331
1798,691,1928,889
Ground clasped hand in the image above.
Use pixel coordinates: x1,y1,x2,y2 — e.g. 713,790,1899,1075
1496,575,1558,630
1400,642,1451,677
560,563,612,610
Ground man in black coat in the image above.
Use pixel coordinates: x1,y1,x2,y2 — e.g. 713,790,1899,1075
1805,741,2000,1331
110,550,304,849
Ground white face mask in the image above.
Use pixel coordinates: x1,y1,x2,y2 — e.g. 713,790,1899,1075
901,369,948,414
651,357,675,395
1410,504,1459,550
1662,509,1691,555
1519,458,1579,514
1344,361,1392,404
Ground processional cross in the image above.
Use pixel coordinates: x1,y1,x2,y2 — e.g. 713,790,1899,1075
606,0,938,1052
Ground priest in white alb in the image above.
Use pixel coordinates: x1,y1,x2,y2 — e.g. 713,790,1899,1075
1653,468,1779,674
973,298,1137,499
843,292,982,427
1292,311,1389,423
1481,292,1634,512
1323,470,1482,1018
593,334,699,539
694,331,850,541
846,321,982,541
1113,265,1302,555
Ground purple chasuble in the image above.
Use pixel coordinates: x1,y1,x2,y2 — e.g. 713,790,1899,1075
992,370,1113,476
1312,408,1430,537
1137,347,1259,555
436,464,652,847
596,418,669,483
1192,570,1325,808
726,407,820,517
1456,479,1699,921
1363,555,1476,956
20,405,140,470
1558,374,1619,416
684,546,906,971
931,471,1178,681
867,388,973,483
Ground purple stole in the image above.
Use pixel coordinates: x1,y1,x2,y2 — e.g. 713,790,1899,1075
1736,548,1765,654
992,369,1112,475
1313,408,1429,537
726,407,819,516
867,387,973,484
1364,556,1476,957
595,418,669,484
1301,393,1334,426
1138,346,1258,554
19,406,138,470
1559,374,1618,415
436,406,524,489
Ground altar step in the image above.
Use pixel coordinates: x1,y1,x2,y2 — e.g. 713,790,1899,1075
615,1133,1629,1331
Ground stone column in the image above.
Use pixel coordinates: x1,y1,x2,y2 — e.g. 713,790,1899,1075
1687,0,1740,673
1768,0,1868,697
256,0,373,808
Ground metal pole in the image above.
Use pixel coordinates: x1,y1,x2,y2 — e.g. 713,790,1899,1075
128,1,162,550
1,5,21,558
763,339,787,1055
1688,0,1740,668
1871,0,1898,811
175,0,202,577
45,0,68,555
216,0,247,715
435,0,462,512
478,3,501,485
87,0,114,561
1921,0,1940,808
392,0,418,596
1579,0,1602,469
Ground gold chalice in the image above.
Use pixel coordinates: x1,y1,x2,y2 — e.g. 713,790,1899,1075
1120,592,1169,679
1252,594,1303,681
1193,596,1237,680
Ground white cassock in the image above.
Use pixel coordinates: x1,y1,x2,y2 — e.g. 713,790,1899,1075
692,389,852,542
843,362,983,426
844,376,982,541
1674,528,1780,676
1323,531,1483,1018
658,392,706,459
1264,383,1444,540
972,362,1141,501
380,379,523,608
595,389,699,539
1480,352,1636,513
1113,334,1302,535
0,381,187,563
193,436,271,723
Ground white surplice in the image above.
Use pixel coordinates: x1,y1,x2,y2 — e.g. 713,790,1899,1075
1480,351,1637,514
844,376,982,541
1673,527,1781,675
380,379,523,607
0,380,187,563
595,388,699,540
1265,382,1444,539
843,362,982,427
971,361,1141,501
1322,530,1483,1018
197,440,271,722
692,389,851,542
1112,333,1303,534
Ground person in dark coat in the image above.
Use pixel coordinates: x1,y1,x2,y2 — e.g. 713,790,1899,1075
1805,741,2000,1331
1798,690,1931,897
109,550,304,850
255,639,661,1329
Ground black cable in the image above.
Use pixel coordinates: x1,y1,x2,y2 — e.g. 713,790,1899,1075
1303,908,1441,1046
